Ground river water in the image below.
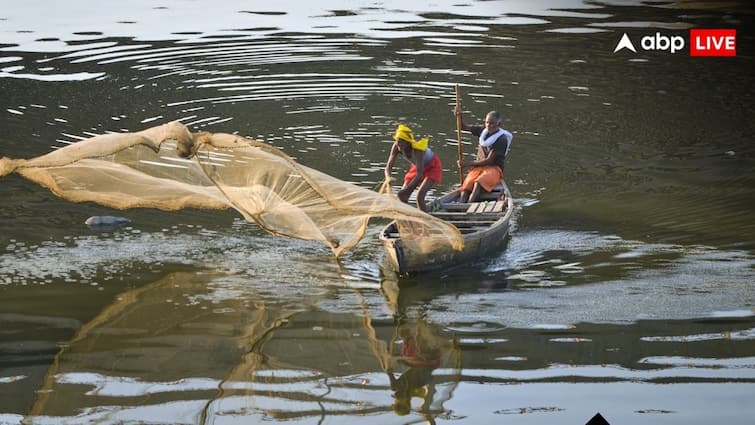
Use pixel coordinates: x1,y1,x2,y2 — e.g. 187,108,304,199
1,1,754,424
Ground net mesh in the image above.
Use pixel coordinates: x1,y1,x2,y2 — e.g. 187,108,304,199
1,122,462,256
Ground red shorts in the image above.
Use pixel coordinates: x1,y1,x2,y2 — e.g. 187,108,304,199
404,155,442,185
461,165,503,192
400,337,442,368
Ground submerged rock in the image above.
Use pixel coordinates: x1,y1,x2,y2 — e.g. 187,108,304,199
85,216,131,230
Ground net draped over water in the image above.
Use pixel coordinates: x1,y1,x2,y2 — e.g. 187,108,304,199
0,122,462,256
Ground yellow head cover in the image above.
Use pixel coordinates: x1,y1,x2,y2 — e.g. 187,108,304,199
393,124,428,151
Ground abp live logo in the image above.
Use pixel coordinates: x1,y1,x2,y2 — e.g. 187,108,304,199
613,29,737,56
690,29,736,56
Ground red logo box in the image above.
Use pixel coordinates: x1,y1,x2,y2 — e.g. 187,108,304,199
690,29,736,56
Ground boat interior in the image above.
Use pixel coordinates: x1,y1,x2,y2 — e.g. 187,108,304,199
425,184,509,234
382,184,510,238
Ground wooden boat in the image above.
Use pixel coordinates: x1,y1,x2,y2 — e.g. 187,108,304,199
379,182,513,274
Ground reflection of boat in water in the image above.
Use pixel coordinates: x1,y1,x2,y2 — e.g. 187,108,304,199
24,270,462,424
377,271,463,417
386,318,458,416
380,183,513,274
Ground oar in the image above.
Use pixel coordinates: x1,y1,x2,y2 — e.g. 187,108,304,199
454,84,464,186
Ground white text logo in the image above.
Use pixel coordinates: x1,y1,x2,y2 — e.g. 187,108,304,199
614,32,685,54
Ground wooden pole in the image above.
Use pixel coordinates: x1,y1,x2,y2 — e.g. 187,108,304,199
455,84,464,186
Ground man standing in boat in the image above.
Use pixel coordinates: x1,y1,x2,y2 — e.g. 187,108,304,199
454,107,513,203
384,124,443,212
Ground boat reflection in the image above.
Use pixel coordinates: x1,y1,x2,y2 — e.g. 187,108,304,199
20,268,463,424
377,270,464,419
24,261,754,424
387,317,459,417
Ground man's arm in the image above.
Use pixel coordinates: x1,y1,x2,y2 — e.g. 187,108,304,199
384,142,400,179
459,149,497,169
398,149,425,201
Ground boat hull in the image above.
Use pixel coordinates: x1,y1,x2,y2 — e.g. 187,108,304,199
380,184,513,274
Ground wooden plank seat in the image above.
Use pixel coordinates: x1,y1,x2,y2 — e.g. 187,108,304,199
438,203,472,211
449,220,499,228
423,184,509,235
458,226,493,234
430,200,505,222
466,200,504,214
430,209,502,220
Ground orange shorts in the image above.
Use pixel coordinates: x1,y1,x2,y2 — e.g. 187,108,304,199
404,155,443,185
461,165,503,192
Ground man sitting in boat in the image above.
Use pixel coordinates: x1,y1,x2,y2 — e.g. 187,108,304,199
455,107,513,203
384,124,443,212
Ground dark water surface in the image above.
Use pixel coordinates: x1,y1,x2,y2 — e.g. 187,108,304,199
1,1,754,424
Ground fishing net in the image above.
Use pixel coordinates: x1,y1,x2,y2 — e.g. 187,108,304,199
0,122,462,256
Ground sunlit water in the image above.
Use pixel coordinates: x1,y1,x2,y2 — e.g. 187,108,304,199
1,1,754,424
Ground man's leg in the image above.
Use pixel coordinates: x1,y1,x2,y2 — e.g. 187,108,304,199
416,179,435,212
469,182,483,203
458,167,479,203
